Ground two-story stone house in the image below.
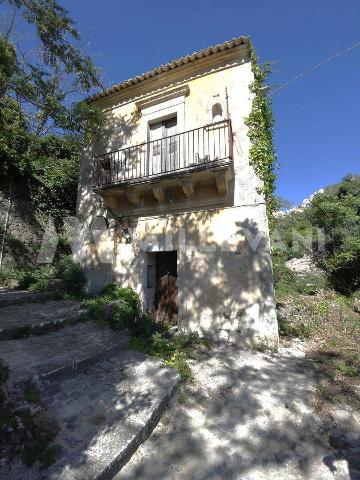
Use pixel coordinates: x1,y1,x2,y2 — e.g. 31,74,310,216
74,36,278,345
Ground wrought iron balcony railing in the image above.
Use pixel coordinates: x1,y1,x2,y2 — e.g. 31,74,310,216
92,119,233,188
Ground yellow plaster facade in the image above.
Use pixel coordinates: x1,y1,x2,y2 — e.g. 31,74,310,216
75,38,278,346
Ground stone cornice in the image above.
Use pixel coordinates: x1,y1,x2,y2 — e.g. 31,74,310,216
134,85,189,110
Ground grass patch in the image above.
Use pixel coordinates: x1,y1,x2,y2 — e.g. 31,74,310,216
317,383,334,403
85,284,211,382
278,318,312,340
131,332,209,381
335,361,359,378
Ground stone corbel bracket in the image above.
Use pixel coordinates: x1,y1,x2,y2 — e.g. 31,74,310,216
152,185,166,204
216,172,229,197
181,180,195,200
126,189,142,207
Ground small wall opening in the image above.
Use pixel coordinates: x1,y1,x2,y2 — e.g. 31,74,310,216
212,103,223,122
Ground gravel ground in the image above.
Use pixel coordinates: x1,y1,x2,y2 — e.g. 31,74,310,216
117,341,360,480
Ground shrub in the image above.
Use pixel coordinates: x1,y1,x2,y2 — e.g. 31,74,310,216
26,266,55,292
101,284,139,313
57,255,86,294
85,285,142,332
110,300,136,330
85,297,109,323
278,318,312,339
0,265,54,291
27,277,51,292
306,175,360,293
24,384,40,403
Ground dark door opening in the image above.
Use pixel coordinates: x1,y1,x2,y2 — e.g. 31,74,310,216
153,251,178,323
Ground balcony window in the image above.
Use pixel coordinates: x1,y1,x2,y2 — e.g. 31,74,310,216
149,116,177,174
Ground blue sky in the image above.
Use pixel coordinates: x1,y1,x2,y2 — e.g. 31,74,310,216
62,0,360,205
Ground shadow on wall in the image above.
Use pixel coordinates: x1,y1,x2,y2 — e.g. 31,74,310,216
95,109,141,155
75,110,140,287
112,208,277,347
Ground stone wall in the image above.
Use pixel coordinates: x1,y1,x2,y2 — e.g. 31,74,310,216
0,177,45,268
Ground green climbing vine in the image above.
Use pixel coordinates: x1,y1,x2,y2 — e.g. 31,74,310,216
245,45,278,230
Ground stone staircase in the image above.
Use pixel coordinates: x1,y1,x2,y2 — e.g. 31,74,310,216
0,289,180,479
0,298,83,340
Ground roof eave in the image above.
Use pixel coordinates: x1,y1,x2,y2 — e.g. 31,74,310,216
86,36,251,104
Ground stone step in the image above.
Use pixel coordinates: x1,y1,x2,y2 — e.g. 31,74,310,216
0,300,84,340
0,288,56,308
0,322,130,390
3,350,180,480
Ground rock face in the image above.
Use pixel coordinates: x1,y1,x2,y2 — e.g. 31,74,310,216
285,255,320,276
0,178,45,267
275,189,325,217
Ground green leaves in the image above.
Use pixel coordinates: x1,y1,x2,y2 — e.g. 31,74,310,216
308,175,360,292
274,175,360,294
245,46,278,229
0,1,105,220
1,1,103,137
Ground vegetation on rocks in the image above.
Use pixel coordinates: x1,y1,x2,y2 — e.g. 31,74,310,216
0,255,85,295
273,175,360,409
273,174,360,293
307,175,360,293
0,359,58,468
0,264,55,291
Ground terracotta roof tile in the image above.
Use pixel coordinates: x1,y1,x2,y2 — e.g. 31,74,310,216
87,36,250,102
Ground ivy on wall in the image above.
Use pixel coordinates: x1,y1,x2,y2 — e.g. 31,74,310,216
245,45,278,230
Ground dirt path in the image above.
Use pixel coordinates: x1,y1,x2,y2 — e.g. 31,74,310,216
117,342,360,480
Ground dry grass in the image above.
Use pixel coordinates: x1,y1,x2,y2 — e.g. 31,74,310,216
277,285,360,410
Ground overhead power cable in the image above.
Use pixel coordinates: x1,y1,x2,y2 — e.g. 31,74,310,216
271,40,360,96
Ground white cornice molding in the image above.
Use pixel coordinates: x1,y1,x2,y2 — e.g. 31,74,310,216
135,85,189,110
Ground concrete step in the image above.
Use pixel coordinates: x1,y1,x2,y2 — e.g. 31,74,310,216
3,350,180,480
0,322,130,389
0,288,56,308
0,300,84,340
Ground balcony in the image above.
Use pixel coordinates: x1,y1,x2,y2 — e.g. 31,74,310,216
92,120,233,213
92,120,233,189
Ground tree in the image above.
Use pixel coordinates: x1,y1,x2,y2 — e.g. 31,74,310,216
307,175,360,293
0,0,103,222
0,0,103,138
